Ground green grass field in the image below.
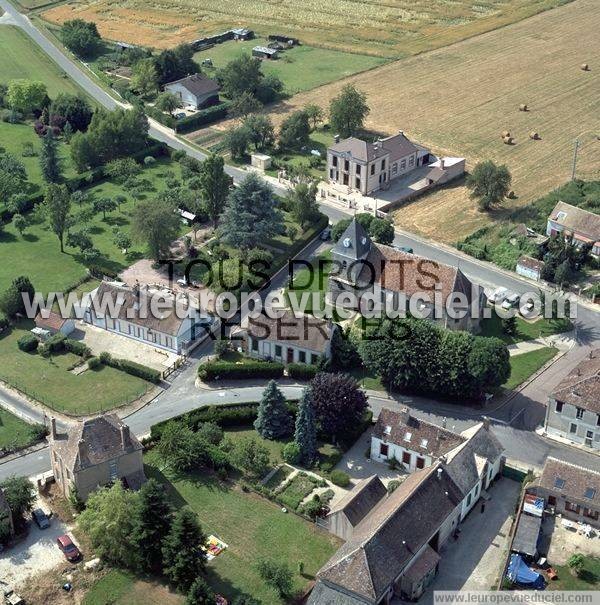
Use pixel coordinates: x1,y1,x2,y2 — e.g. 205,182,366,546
0,321,152,415
0,25,83,97
0,407,43,450
504,347,558,390
145,454,340,604
480,312,573,345
550,556,600,590
195,38,385,95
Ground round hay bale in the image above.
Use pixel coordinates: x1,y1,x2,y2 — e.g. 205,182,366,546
529,131,539,140
503,136,514,145
508,190,516,199
581,63,589,71
519,104,528,112
501,130,511,138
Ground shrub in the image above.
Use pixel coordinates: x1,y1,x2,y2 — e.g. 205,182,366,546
99,351,112,364
282,442,301,465
103,355,161,383
387,479,401,493
17,333,38,352
87,356,101,370
45,332,66,352
174,102,231,134
330,470,350,487
287,363,318,381
198,360,284,382
64,338,91,358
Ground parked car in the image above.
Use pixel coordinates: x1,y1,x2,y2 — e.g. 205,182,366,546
501,292,520,310
320,227,332,240
489,287,508,304
392,244,414,254
174,112,186,120
56,535,81,562
176,278,188,287
32,508,50,529
519,299,536,318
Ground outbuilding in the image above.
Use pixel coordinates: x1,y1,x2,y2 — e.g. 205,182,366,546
34,311,75,336
164,73,220,110
252,46,278,60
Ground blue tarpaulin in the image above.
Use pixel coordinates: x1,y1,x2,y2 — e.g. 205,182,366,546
507,554,545,589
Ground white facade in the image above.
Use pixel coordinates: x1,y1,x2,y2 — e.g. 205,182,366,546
370,434,433,472
247,335,327,365
164,81,219,110
545,397,600,451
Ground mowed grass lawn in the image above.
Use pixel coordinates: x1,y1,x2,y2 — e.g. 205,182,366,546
504,347,558,390
549,556,600,591
0,407,43,450
145,455,340,605
0,25,83,97
196,38,385,94
480,312,573,344
0,321,152,415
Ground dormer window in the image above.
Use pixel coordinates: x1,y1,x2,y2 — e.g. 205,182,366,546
420,438,428,448
404,432,412,443
384,425,392,435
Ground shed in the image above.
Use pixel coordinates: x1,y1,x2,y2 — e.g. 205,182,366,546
251,153,272,171
34,311,74,336
512,513,542,558
252,46,278,60
516,256,545,281
231,28,254,40
176,208,196,225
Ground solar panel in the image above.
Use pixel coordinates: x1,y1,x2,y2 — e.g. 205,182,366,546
554,477,565,489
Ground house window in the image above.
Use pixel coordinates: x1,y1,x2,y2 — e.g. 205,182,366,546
475,484,480,496
409,156,414,166
380,443,389,457
570,423,578,434
584,508,599,520
565,501,580,513
381,159,386,171
555,401,563,413
370,164,375,176
344,160,349,171
299,351,306,363
416,457,425,469
356,164,361,175
329,168,334,179
392,163,398,175
106,317,115,329
401,159,406,169
467,493,472,507
576,407,584,419
402,451,411,465
251,338,258,351
597,414,600,426
275,345,282,358
548,495,557,506
355,178,361,189
332,156,338,167
311,354,319,365
165,337,173,349
109,460,118,481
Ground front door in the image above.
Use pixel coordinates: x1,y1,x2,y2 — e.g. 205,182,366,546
287,348,294,364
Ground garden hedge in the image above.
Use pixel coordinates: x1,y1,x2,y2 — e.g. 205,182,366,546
198,360,284,382
287,363,318,380
100,353,161,384
174,102,232,134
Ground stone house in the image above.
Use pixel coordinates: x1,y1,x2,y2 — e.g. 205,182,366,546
328,219,485,332
164,73,220,110
528,457,600,528
48,415,146,502
516,255,545,281
544,350,600,451
327,132,431,196
245,311,335,365
546,201,600,257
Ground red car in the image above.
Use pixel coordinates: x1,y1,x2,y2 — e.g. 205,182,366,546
56,534,81,562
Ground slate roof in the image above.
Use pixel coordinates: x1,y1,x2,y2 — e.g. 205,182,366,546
35,310,68,331
537,457,600,506
165,73,220,97
92,281,189,336
246,311,333,353
373,407,465,459
327,475,387,527
329,132,418,164
549,201,600,241
333,219,371,260
512,513,542,557
49,414,143,473
445,423,504,496
317,463,463,602
550,350,600,414
308,581,372,605
403,544,441,582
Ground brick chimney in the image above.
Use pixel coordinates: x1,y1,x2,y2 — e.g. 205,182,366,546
120,425,130,450
78,439,87,461
50,417,57,440
399,406,411,425
482,416,491,431
439,157,445,170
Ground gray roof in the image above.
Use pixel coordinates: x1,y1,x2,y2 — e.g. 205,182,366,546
308,581,372,605
329,132,418,164
512,513,542,557
550,349,600,414
327,475,387,527
165,73,219,97
318,463,463,601
333,219,371,260
537,457,600,505
549,201,600,241
50,414,143,473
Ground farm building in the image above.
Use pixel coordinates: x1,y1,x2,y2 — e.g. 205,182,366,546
231,27,253,40
516,256,545,281
268,34,300,46
424,157,465,186
164,73,220,110
252,46,278,60
546,201,600,257
34,310,75,337
327,131,431,196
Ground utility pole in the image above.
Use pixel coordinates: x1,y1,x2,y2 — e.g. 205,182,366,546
571,139,580,181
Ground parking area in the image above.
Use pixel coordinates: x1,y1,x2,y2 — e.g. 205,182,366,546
0,505,73,589
413,478,521,604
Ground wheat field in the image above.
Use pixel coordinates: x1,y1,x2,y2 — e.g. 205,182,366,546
246,0,600,242
41,0,567,56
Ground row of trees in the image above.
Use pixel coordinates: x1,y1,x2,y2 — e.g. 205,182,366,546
332,212,395,245
0,476,36,543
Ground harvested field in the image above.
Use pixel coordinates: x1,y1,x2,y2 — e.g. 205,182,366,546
40,0,567,56
240,0,600,242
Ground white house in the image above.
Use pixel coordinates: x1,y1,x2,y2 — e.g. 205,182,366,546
245,311,334,365
546,201,600,257
516,255,545,281
164,73,220,110
85,281,217,355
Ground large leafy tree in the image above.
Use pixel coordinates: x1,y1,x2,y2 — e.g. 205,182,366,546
231,437,270,479
43,183,71,252
256,559,294,597
131,58,159,98
50,94,93,132
0,152,27,202
467,337,511,393
6,80,47,114
162,508,207,591
254,380,293,440
131,197,180,260
329,84,369,139
153,44,198,86
243,114,275,151
466,160,512,211
219,172,283,250
278,110,310,151
310,373,368,442
40,128,62,183
61,19,101,58
0,476,35,532
131,478,173,574
198,153,231,229
217,53,262,99
288,182,320,230
294,388,318,466
78,482,139,568
186,577,215,605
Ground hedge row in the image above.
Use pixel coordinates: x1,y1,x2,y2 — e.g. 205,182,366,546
100,352,162,384
174,102,232,134
198,360,284,382
287,363,318,380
